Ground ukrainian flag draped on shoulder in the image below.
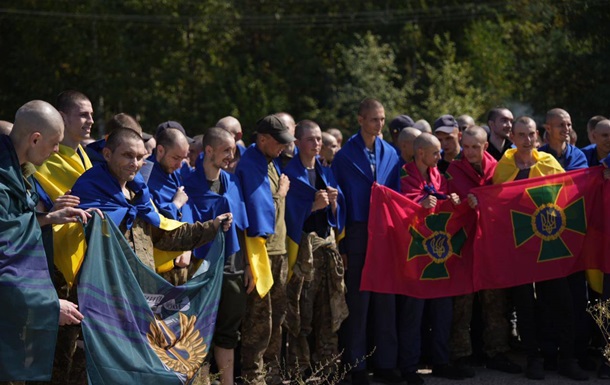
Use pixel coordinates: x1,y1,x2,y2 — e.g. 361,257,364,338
0,135,59,381
78,213,223,384
147,155,190,221
59,164,183,283
182,167,248,260
493,149,564,184
235,144,276,297
284,156,345,276
34,144,92,202
331,132,400,224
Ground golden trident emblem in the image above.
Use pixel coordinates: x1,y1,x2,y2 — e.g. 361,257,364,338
540,207,558,235
147,312,207,380
430,235,447,262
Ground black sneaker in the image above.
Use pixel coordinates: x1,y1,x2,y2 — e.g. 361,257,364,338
525,357,545,380
453,357,476,378
432,364,465,380
402,371,424,385
372,368,405,384
558,359,589,381
351,370,370,385
486,353,522,374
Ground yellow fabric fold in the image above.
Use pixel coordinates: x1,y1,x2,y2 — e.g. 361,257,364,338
53,222,86,287
586,269,603,294
287,236,300,281
492,149,564,184
153,213,186,273
35,144,92,201
244,233,273,298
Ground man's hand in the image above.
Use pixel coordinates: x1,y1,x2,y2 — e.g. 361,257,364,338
449,193,461,206
51,190,80,211
172,186,189,209
327,186,339,210
421,195,437,209
244,266,256,294
174,251,192,268
278,174,290,198
213,213,233,232
59,299,84,326
467,193,479,209
312,190,329,212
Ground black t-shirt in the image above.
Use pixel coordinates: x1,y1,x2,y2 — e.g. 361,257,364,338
302,167,331,239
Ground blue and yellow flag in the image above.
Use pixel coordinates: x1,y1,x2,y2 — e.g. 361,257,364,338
283,156,345,277
78,214,223,384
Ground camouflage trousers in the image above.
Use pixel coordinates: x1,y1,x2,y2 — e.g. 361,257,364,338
285,233,348,373
450,288,511,360
241,254,288,385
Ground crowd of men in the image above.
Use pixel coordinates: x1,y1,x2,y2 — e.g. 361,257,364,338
1,91,610,385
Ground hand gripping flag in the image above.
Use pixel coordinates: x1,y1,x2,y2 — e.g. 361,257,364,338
78,213,223,384
361,183,476,299
472,167,605,290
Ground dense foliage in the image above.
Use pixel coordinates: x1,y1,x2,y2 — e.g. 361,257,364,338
1,0,609,145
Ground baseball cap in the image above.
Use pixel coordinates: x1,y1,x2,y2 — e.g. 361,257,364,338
156,121,195,144
256,115,295,144
433,115,459,134
389,115,415,135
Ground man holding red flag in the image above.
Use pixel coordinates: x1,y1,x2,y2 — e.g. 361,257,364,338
398,133,466,384
445,126,521,376
486,116,588,381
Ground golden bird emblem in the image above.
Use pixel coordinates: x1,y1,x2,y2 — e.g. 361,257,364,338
147,312,208,380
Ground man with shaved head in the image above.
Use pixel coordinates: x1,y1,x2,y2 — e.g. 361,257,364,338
445,126,521,376
0,120,12,135
320,131,339,165
582,115,606,150
399,133,463,383
332,98,401,385
276,112,297,169
456,115,475,132
396,126,420,164
537,108,589,372
583,119,610,167
217,116,246,155
485,116,587,381
326,128,343,148
0,101,97,383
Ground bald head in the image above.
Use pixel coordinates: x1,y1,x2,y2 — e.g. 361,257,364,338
0,120,12,135
398,127,421,163
11,100,63,142
216,116,243,141
326,128,343,146
545,108,570,123
462,125,488,144
156,127,189,150
414,119,432,133
106,113,142,136
11,100,64,165
457,115,475,131
413,133,441,152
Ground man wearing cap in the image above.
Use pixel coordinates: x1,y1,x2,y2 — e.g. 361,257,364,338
486,108,514,161
332,98,402,385
236,114,294,385
389,114,416,165
433,115,462,174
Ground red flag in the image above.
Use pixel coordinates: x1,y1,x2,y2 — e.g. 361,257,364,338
361,184,477,299
472,167,605,291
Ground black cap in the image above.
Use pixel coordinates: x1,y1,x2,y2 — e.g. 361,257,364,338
433,115,459,134
156,121,195,144
256,115,295,144
389,115,415,135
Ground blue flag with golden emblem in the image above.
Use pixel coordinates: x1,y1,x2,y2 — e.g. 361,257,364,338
77,213,223,384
